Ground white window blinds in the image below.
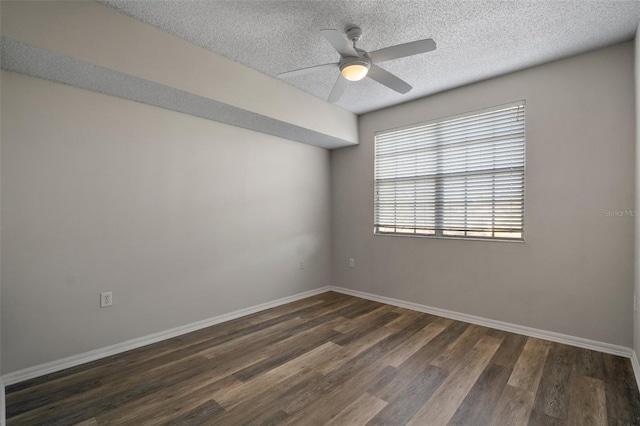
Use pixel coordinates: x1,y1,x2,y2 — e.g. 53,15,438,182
374,101,525,240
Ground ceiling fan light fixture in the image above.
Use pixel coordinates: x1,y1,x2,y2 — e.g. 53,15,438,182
340,60,370,81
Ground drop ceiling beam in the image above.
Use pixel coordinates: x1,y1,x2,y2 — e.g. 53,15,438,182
0,1,358,149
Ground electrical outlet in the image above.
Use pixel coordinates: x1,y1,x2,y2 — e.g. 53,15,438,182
299,260,304,270
100,291,113,308
349,258,355,268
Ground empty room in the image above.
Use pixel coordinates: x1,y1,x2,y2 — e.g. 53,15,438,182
2,0,640,424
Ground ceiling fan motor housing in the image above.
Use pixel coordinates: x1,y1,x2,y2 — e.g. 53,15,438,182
339,51,371,81
339,49,371,71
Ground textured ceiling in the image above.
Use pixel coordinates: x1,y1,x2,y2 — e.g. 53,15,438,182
99,0,640,114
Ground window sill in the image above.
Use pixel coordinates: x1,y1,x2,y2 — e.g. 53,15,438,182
373,232,524,243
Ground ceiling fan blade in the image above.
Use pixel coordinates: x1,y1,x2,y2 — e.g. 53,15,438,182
277,63,338,78
320,29,358,58
369,39,436,63
367,65,412,94
328,75,348,103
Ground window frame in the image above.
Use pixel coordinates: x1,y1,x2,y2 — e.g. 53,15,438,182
373,101,526,243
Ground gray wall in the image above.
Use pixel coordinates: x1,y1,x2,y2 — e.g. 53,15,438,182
635,30,640,358
332,42,635,347
0,4,3,421
1,71,332,374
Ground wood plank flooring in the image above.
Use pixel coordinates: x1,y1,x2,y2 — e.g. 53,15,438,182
6,292,640,425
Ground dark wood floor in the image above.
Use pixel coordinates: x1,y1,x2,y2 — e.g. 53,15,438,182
6,291,640,425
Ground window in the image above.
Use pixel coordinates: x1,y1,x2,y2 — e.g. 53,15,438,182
374,101,525,241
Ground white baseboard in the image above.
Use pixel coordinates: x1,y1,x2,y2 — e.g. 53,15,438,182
329,286,633,358
4,284,635,390
632,351,640,392
3,286,330,386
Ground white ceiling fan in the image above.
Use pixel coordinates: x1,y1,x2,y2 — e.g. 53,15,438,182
277,26,436,103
